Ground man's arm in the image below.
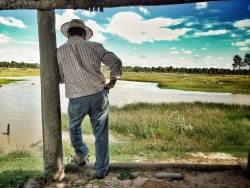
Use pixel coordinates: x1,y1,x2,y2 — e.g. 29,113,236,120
104,79,117,89
57,51,65,84
99,45,122,89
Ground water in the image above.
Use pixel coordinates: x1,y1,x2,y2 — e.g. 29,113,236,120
0,76,250,153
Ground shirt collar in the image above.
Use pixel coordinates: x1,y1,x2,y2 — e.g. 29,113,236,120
67,36,84,42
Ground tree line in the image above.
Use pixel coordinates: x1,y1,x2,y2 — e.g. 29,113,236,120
1,53,250,75
119,53,250,75
121,65,249,75
0,61,40,69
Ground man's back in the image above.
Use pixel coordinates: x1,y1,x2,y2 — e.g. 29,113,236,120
57,36,121,98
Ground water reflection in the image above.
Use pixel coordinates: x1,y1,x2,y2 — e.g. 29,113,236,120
0,76,250,153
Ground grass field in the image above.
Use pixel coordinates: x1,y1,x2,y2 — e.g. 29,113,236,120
61,102,250,161
0,68,39,86
0,68,40,77
0,149,43,187
0,78,26,86
121,72,250,94
1,102,249,186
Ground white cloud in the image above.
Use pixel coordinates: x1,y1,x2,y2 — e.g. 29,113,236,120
0,34,10,44
185,21,199,27
0,16,26,28
202,47,206,50
55,10,106,42
169,51,179,54
194,54,200,58
85,20,106,42
81,10,96,17
105,12,191,44
194,30,227,37
183,50,192,54
203,55,212,60
139,7,150,16
233,19,250,29
185,22,194,27
0,44,39,63
230,33,237,38
17,41,36,44
55,9,79,30
55,11,191,44
204,23,213,29
231,39,250,46
170,47,176,50
195,2,208,10
239,47,250,51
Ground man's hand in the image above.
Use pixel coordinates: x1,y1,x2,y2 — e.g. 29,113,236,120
104,79,116,89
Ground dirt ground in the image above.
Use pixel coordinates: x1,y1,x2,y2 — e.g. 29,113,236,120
44,153,250,188
45,168,249,188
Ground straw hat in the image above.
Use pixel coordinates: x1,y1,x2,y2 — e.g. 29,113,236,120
61,19,93,40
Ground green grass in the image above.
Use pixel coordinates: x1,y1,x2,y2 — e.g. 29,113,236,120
1,102,249,186
0,68,40,77
0,78,26,86
121,72,250,94
108,103,250,156
61,102,250,161
0,149,43,188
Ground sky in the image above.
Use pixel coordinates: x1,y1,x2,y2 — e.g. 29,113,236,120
0,0,249,69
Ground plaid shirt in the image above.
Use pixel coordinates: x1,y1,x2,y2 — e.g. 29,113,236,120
57,36,122,98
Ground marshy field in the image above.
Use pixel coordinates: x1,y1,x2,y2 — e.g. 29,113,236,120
0,68,250,186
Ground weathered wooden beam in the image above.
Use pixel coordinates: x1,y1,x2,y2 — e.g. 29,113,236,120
38,9,64,181
0,0,221,10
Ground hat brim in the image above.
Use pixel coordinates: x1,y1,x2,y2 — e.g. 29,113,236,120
61,22,93,40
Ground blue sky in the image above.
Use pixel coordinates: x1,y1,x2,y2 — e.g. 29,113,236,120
0,0,249,69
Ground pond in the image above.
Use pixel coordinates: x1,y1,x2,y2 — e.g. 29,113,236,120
0,76,249,153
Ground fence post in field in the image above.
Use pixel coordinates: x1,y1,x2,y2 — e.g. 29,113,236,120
37,9,64,181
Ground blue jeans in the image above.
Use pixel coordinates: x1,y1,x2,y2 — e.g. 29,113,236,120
68,89,109,175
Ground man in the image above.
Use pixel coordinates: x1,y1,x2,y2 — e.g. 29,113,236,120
57,19,122,179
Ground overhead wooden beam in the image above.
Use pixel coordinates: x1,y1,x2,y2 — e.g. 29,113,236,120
0,0,221,10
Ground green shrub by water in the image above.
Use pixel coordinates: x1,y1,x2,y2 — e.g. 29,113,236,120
0,78,25,86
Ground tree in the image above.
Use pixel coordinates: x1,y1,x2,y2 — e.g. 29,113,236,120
244,53,250,71
232,55,244,74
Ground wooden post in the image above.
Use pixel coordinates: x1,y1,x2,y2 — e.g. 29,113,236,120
37,9,64,181
7,124,10,135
